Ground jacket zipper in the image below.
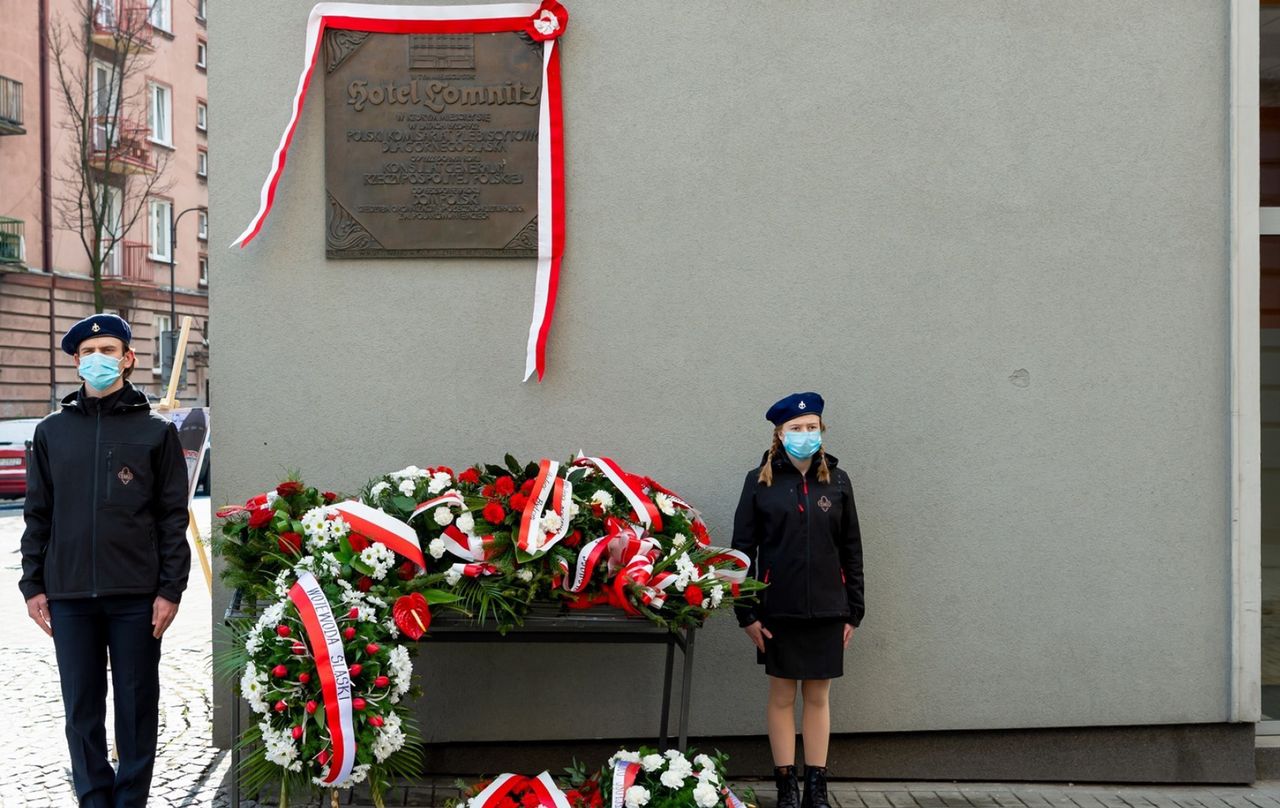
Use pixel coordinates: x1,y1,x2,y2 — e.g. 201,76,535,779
802,474,811,614
92,407,101,597
105,448,114,501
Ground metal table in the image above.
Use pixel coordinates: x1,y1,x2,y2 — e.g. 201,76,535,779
224,594,697,808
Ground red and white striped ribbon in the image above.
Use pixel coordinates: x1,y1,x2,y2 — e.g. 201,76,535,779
723,787,747,808
332,500,426,571
288,571,356,786
407,491,466,525
516,460,572,558
471,772,572,808
610,761,641,808
704,547,751,589
441,525,496,562
574,454,663,531
449,561,500,578
230,1,567,383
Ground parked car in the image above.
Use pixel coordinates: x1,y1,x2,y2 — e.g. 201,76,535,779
0,418,41,499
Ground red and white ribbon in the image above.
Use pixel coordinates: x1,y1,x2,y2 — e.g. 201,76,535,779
230,1,568,383
449,561,500,578
441,525,497,562
516,459,572,558
704,547,751,593
471,772,572,808
610,761,642,808
574,454,663,531
288,571,356,786
333,500,426,570
407,491,466,525
723,787,747,808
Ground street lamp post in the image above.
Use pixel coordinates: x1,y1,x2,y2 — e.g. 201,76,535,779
167,204,208,377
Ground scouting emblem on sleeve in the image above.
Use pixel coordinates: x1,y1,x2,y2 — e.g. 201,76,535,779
817,495,832,512
117,466,134,486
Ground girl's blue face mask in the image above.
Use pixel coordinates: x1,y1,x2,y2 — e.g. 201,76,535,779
782,430,822,460
78,353,122,391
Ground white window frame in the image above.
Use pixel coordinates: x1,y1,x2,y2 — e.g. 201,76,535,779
196,40,207,69
197,211,208,241
196,149,208,178
153,314,171,376
148,198,172,262
196,101,207,132
196,0,206,22
147,82,172,147
148,0,172,33
198,255,208,286
97,185,123,276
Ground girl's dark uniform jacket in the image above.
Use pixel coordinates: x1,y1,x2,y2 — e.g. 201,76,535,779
731,452,864,628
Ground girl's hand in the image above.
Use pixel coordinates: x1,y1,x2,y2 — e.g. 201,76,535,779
744,621,772,652
843,624,854,648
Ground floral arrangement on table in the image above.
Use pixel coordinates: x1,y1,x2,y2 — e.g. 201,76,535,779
214,456,763,808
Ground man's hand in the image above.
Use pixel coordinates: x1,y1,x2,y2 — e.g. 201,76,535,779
843,623,855,648
26,594,52,637
152,596,179,639
744,620,772,653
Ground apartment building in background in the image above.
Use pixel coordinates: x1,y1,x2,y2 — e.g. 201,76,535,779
0,0,210,417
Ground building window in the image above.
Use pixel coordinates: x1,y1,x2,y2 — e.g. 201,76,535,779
196,101,207,132
196,0,206,22
148,198,172,262
198,254,208,287
147,82,172,147
148,0,171,32
196,40,207,70
196,149,208,179
153,314,171,376
197,210,208,241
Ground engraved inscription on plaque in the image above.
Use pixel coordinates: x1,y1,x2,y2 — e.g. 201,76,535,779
324,30,543,258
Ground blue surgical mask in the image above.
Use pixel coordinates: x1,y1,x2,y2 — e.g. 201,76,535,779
78,353,122,392
782,430,822,460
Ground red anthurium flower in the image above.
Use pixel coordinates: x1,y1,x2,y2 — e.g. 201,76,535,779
215,504,247,519
365,643,380,655
458,468,481,485
291,725,304,740
275,625,291,637
272,664,288,678
349,663,363,678
495,476,516,496
276,481,304,497
352,697,366,711
482,501,506,524
277,532,303,556
246,493,268,508
393,592,431,640
305,700,318,714
347,532,370,553
343,626,357,641
248,508,274,530
374,675,389,688
298,672,311,685
684,584,704,607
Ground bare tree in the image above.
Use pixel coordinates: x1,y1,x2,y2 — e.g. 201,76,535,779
51,0,172,313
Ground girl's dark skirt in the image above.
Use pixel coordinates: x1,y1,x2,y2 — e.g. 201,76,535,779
757,617,846,680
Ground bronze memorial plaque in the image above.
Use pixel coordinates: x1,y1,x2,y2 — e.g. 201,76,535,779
323,30,543,258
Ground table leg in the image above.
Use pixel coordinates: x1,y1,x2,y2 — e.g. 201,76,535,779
231,679,241,808
678,626,696,751
659,635,675,749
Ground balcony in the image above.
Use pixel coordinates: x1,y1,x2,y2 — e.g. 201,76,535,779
0,76,23,136
92,1,153,52
101,241,152,286
89,117,155,175
0,218,24,265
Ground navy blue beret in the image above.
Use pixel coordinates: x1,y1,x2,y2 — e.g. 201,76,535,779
61,314,132,355
766,391,824,426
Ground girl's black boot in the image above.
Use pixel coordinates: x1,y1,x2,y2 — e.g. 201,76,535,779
774,765,801,808
802,765,831,808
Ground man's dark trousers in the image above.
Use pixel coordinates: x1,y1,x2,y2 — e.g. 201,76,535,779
49,595,161,808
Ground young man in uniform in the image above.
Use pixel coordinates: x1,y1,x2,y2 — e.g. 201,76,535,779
19,313,192,808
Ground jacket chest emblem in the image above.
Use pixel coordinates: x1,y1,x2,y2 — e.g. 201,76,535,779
117,465,134,486
817,495,832,512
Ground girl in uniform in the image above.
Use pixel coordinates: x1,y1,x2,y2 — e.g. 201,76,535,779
732,392,865,808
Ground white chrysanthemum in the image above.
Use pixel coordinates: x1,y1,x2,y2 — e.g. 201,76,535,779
240,664,270,714
372,711,406,762
693,781,719,808
387,645,413,698
539,511,563,534
273,570,292,599
428,538,446,559
350,764,371,784
641,753,664,772
244,631,262,655
672,533,689,549
516,568,533,582
444,567,463,586
654,492,676,516
383,617,400,639
456,512,475,534
591,490,614,508
624,785,651,808
260,720,299,767
659,769,686,790
569,502,580,518
320,551,343,579
710,584,724,608
427,471,452,495
369,481,391,499
359,543,396,580
398,479,416,497
433,507,453,527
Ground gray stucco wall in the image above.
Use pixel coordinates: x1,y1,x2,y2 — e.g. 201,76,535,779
210,1,1233,743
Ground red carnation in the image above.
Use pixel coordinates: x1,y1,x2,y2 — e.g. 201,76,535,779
564,529,582,548
275,625,291,638
495,476,516,496
509,493,528,512
522,791,543,808
365,643,380,655
684,584,704,607
322,491,338,504
356,576,373,593
458,468,481,485
433,466,454,478
481,484,496,498
482,501,506,524
298,672,311,685
291,725,303,740
352,697,366,711
347,532,370,553
276,481,304,498
349,663,362,677
248,508,274,530
305,700,318,714
272,664,288,678
277,531,303,556
520,477,537,495
374,675,389,688
274,700,287,713
397,561,416,581
368,715,384,728
590,502,604,517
